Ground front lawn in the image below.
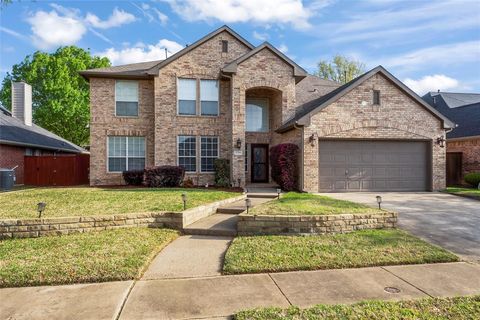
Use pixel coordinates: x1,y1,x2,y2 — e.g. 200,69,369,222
0,187,241,219
445,187,480,200
223,229,458,274
248,192,382,216
235,295,480,320
0,227,179,287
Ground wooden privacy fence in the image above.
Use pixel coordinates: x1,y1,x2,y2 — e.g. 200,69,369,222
24,154,89,186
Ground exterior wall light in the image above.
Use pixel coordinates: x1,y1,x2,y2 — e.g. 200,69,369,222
436,137,446,148
37,202,46,218
181,193,187,210
308,133,318,146
376,196,382,210
236,138,242,149
245,198,252,214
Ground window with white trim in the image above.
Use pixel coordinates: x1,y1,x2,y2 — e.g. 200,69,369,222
246,99,269,132
178,78,197,115
201,136,219,172
200,80,219,116
115,81,138,116
178,136,197,172
108,136,145,172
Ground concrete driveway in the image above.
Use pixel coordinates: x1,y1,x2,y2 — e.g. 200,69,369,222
319,192,480,262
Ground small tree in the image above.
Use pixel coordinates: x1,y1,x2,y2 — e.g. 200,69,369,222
270,144,299,191
214,158,230,187
315,55,365,84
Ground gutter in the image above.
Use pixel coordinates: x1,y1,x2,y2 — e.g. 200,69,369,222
0,140,84,154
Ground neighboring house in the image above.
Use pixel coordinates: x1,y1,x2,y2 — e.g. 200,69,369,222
0,82,84,184
423,91,480,185
80,26,453,192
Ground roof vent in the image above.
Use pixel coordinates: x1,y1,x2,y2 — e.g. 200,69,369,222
11,82,33,126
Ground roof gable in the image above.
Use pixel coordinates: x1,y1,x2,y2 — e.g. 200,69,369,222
146,25,254,75
277,66,454,132
222,42,307,80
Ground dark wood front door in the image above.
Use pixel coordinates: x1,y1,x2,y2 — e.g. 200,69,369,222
251,144,269,183
446,152,462,186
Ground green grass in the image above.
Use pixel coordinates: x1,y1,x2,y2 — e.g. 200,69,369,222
0,228,179,287
0,187,241,219
223,229,458,274
235,295,480,320
445,187,480,200
248,192,382,216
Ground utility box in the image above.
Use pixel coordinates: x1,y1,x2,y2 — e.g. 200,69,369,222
0,168,15,191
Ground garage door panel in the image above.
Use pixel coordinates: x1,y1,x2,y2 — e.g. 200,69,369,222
319,140,429,192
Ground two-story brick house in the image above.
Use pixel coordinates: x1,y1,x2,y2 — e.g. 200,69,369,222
80,26,453,192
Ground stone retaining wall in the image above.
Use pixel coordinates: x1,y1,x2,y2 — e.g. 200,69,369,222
237,211,397,235
0,193,246,239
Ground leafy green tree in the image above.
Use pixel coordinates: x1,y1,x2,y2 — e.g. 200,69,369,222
0,46,110,146
315,55,366,84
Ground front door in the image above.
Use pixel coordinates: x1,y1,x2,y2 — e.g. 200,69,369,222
251,144,269,183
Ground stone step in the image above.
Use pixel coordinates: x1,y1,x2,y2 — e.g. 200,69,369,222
216,207,245,214
183,214,238,237
247,193,279,199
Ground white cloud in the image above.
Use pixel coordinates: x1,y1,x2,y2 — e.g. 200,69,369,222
278,44,288,53
27,10,87,49
85,8,136,29
0,26,29,41
96,39,184,65
383,41,480,70
404,75,460,94
132,2,168,26
164,0,331,30
253,31,269,41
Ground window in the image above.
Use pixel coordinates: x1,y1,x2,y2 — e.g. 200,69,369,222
373,90,380,105
115,81,138,116
246,99,269,132
178,136,196,172
108,136,145,172
201,136,219,172
200,80,219,116
178,78,197,115
221,40,228,53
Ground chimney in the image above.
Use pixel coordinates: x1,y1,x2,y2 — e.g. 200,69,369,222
11,82,32,126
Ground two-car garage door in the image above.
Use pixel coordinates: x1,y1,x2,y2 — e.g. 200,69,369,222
319,140,430,192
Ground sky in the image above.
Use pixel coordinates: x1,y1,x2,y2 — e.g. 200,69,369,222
1,0,479,95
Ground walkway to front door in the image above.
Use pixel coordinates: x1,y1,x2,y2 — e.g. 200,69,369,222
251,144,269,183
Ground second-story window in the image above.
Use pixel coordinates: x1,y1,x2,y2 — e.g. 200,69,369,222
246,98,269,132
373,90,381,105
200,80,219,116
178,78,197,115
115,80,138,116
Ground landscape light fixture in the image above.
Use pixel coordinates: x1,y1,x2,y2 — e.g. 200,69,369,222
276,188,281,199
245,198,252,214
376,196,382,210
37,202,47,218
181,193,187,210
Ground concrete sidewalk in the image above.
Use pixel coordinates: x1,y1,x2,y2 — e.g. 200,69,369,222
2,262,479,320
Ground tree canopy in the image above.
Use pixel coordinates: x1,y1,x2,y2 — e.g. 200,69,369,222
315,55,366,84
0,46,110,146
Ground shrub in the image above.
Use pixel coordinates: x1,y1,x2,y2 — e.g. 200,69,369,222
182,178,195,188
144,166,185,187
214,158,230,187
270,143,299,191
464,172,480,188
122,170,144,186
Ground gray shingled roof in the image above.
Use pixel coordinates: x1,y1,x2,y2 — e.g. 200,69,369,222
79,60,161,79
1,111,84,153
295,75,341,107
423,92,480,139
277,66,454,133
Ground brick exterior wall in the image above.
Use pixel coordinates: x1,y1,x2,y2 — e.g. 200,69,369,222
302,73,446,192
447,137,480,179
89,78,155,185
0,144,25,184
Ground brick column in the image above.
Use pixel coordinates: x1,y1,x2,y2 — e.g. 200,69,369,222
231,76,246,188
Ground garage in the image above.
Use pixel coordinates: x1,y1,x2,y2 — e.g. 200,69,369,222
319,140,430,192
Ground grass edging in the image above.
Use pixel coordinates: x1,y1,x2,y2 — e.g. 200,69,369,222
234,295,480,320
